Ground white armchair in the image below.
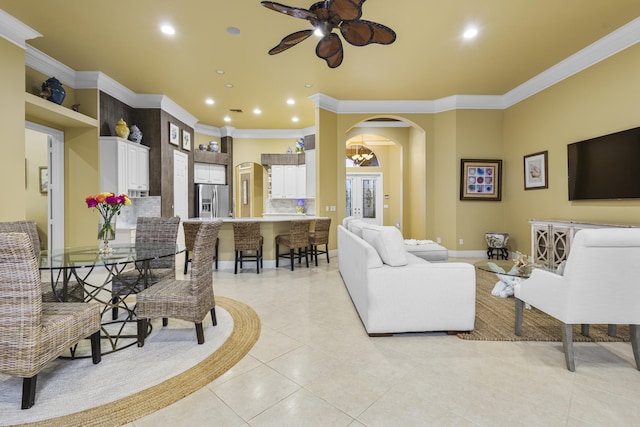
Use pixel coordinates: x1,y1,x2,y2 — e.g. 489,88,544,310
514,228,640,371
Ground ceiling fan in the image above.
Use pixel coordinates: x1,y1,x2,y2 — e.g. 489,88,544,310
261,0,397,68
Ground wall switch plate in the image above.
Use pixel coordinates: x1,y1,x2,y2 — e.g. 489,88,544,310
436,237,442,243
459,239,464,245
330,206,336,211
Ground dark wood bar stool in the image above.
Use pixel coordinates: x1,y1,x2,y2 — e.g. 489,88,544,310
309,217,331,266
232,222,263,274
276,220,312,271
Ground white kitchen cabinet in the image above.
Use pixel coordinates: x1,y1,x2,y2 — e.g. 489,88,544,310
270,164,307,199
100,137,150,197
194,162,226,184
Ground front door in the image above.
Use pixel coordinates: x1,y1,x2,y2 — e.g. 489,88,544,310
346,173,383,225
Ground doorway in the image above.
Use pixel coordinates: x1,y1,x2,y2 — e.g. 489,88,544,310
25,122,64,251
173,150,189,220
346,173,383,225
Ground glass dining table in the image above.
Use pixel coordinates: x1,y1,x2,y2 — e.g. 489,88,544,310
39,242,184,357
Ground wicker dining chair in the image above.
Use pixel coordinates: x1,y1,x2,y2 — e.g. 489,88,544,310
0,232,102,409
136,220,223,346
275,220,312,271
183,221,219,274
309,217,331,266
111,216,180,320
232,221,264,274
0,220,84,302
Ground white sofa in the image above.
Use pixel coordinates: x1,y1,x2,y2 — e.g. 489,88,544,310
337,221,476,335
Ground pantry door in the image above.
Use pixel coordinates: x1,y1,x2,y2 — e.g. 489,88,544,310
346,173,383,225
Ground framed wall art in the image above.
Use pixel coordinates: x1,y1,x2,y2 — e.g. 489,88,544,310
169,123,179,146
523,150,548,190
182,130,191,151
460,159,502,201
39,166,48,194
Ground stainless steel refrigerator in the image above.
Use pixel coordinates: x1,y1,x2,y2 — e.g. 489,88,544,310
195,183,230,218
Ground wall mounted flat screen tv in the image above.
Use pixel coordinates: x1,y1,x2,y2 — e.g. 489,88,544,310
568,126,640,200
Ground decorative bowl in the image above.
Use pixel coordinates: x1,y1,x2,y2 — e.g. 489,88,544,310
485,232,509,248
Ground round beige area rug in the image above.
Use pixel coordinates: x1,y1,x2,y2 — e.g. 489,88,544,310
0,296,260,427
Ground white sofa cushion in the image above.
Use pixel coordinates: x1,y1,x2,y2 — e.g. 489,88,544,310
362,226,408,267
348,220,367,238
342,216,357,228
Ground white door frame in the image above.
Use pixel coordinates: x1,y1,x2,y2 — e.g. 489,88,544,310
26,121,64,251
346,172,383,225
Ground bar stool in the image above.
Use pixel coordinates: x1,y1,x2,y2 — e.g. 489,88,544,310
183,222,219,274
232,222,263,274
276,220,312,271
309,217,331,266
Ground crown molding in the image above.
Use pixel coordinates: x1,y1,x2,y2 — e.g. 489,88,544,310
503,16,640,107
194,123,222,138
16,12,640,134
0,10,41,49
25,46,75,87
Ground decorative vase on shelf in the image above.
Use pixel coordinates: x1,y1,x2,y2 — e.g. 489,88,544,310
128,124,143,143
115,118,130,139
98,217,116,254
42,77,66,105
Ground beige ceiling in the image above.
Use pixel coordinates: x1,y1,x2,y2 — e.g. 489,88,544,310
4,1,640,130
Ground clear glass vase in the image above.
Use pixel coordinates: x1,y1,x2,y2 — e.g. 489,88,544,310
98,217,116,253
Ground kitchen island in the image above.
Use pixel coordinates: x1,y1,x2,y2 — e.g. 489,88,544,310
185,216,327,268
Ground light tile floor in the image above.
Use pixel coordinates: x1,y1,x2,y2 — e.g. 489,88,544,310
130,257,640,427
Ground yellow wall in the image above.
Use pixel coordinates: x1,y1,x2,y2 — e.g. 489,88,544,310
0,39,27,220
503,43,640,254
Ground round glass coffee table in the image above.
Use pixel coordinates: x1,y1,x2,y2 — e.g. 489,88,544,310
474,260,535,298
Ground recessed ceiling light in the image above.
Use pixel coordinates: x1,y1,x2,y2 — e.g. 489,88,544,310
226,27,240,35
287,98,295,105
463,27,478,39
160,24,176,36
205,98,214,105
224,116,231,122
216,69,225,75
292,116,299,122
305,84,312,88
253,108,262,115
225,83,233,88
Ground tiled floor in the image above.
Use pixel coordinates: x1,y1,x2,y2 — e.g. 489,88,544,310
130,257,640,426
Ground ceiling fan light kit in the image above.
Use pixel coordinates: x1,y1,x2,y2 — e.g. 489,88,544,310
261,0,396,68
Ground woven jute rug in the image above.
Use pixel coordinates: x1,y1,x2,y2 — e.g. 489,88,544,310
15,296,260,427
457,269,630,342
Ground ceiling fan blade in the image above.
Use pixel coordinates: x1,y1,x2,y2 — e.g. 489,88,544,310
261,1,316,20
329,0,363,21
316,33,343,68
268,30,314,55
340,20,396,46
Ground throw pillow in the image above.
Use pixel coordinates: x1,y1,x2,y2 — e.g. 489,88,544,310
362,226,408,267
342,216,356,228
349,220,367,238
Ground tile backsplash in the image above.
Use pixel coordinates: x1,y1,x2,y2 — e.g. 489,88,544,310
118,196,162,228
265,198,316,215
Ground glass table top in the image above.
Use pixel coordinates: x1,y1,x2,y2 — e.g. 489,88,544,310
474,259,537,278
39,243,184,270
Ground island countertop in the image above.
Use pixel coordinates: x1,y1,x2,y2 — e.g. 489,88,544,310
186,215,322,223
183,216,330,267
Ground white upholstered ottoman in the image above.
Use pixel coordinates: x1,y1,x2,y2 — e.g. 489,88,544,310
404,239,449,262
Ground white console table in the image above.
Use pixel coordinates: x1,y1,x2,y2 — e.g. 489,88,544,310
529,219,640,269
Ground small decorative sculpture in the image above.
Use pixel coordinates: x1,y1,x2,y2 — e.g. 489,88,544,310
128,124,143,143
115,118,130,139
41,77,66,105
295,138,304,153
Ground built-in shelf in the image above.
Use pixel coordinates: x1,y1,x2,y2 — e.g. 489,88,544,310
25,92,98,129
261,153,305,166
193,150,228,165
